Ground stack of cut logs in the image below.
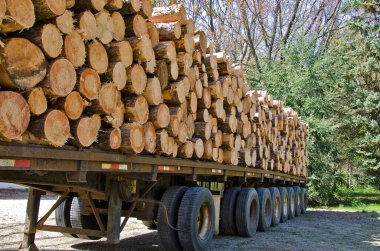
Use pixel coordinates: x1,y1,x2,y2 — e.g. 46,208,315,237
0,0,308,177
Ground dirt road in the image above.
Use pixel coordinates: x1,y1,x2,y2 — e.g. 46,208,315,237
0,191,379,251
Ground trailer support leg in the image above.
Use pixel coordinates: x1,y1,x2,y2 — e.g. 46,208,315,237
107,181,122,246
18,189,44,251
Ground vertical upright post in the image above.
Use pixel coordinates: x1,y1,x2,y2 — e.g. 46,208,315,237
107,181,122,245
18,189,43,251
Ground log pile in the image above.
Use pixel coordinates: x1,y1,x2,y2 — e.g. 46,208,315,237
0,1,308,178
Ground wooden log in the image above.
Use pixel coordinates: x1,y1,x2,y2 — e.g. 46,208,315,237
167,116,180,137
97,128,121,150
107,41,133,68
41,58,76,98
74,0,107,12
192,138,204,159
51,91,85,120
147,21,159,47
25,88,47,116
177,52,192,76
210,99,225,120
220,75,231,98
32,0,66,20
203,54,217,70
77,10,97,41
28,109,69,147
187,92,198,114
125,64,147,95
120,123,145,153
234,134,242,151
196,109,209,122
208,80,222,99
239,149,252,166
0,38,47,90
203,139,213,160
212,130,222,148
221,133,234,149
168,106,183,122
175,34,194,53
186,114,195,138
0,91,30,139
126,35,154,62
23,24,62,59
194,79,203,99
140,0,153,19
87,41,108,74
194,122,212,140
219,115,237,133
217,148,224,163
55,10,74,34
169,60,179,81
0,0,34,33
66,0,75,8
104,100,124,128
143,122,156,153
182,19,195,36
194,30,207,53
71,115,101,147
87,83,119,115
141,56,156,74
149,103,170,129
125,95,149,124
156,60,169,90
143,77,162,105
177,122,188,143
125,14,148,37
178,141,194,159
223,149,238,165
162,80,186,104
111,12,126,42
77,68,101,100
156,129,169,154
155,41,177,61
198,88,211,109
95,10,114,44
154,21,181,40
193,51,202,64
104,62,127,91
63,30,86,68
117,0,141,15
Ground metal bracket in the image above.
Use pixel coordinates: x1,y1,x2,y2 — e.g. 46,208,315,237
66,160,88,183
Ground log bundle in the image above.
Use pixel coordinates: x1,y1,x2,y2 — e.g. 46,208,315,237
0,1,308,178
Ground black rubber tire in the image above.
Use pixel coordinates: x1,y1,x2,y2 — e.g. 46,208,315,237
142,220,157,229
157,186,188,251
55,197,78,238
220,187,240,235
279,187,289,223
178,187,215,251
257,187,272,232
293,186,302,216
235,188,259,237
70,197,106,240
269,187,281,227
301,187,308,214
287,187,296,219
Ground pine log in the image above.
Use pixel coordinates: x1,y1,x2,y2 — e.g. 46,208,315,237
168,106,183,122
196,109,209,122
63,30,86,68
212,130,222,148
77,68,101,100
178,141,194,159
156,129,169,154
224,150,239,165
117,0,141,15
187,92,197,115
104,100,124,128
193,51,202,64
125,95,149,124
25,88,47,116
182,19,195,36
55,10,74,34
175,34,194,53
0,38,47,90
154,21,181,40
167,116,179,137
221,133,234,149
149,103,170,129
95,10,114,44
194,122,212,140
186,114,195,138
66,0,75,8
169,60,179,81
125,64,147,95
111,12,126,41
147,21,159,47
143,121,156,153
87,41,108,74
203,139,213,160
162,81,186,104
28,109,69,147
74,0,106,12
78,11,97,41
140,0,153,18
217,148,224,163
71,115,101,147
177,122,188,143
33,0,66,20
194,79,203,99
51,91,85,120
97,127,121,150
198,88,211,109
239,149,252,166
141,56,156,74
143,77,162,105
155,41,177,61
194,30,207,53
87,83,119,115
0,91,30,139
0,0,34,33
208,80,222,99
220,75,231,98
126,35,154,62
150,4,187,24
125,14,148,37
107,41,133,68
177,52,192,75
156,60,169,90
104,62,127,91
192,138,204,159
219,115,237,133
210,99,225,120
180,101,188,122
41,58,76,97
120,123,145,153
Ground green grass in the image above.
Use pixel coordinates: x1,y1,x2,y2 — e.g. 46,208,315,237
330,203,380,213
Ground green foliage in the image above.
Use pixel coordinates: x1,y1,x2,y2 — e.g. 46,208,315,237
247,0,380,205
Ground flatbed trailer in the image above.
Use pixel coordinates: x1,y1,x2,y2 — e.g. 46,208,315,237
0,142,307,251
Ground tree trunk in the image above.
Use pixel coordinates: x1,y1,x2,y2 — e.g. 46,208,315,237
149,103,170,129
96,127,121,150
143,77,162,105
120,123,145,153
70,115,101,147
77,10,97,41
0,0,35,33
125,95,149,124
25,88,47,116
63,30,86,68
77,68,101,101
95,10,114,44
125,64,147,95
55,10,74,34
87,41,108,74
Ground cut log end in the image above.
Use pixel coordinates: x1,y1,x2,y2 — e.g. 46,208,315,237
64,92,85,120
26,88,47,116
78,68,101,100
121,123,145,154
64,30,86,68
44,58,76,97
72,115,101,147
144,122,157,153
0,0,35,32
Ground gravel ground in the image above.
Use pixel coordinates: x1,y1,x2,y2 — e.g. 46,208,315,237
0,190,379,251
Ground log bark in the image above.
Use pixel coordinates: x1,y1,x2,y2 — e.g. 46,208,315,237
156,60,169,90
55,10,74,34
178,141,194,159
33,0,66,20
87,83,119,115
107,41,133,68
70,115,101,147
0,0,34,33
162,81,186,104
154,21,181,40
155,41,177,61
87,41,108,74
126,35,154,62
0,91,30,139
95,10,114,44
78,10,97,41
104,62,127,91
125,95,149,124
143,121,156,153
41,58,76,98
63,30,86,68
97,127,121,150
74,0,106,12
125,14,148,37
0,38,47,90
120,123,145,153
149,103,170,129
193,122,212,140
77,68,101,100
118,0,141,15
125,64,147,95
104,100,124,128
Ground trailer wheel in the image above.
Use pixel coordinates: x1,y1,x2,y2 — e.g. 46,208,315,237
235,188,259,237
287,187,295,219
55,197,78,238
301,187,308,214
178,187,215,251
269,187,281,227
142,220,157,229
257,188,272,232
293,186,302,216
157,186,188,251
70,197,106,240
279,187,289,223
220,187,240,235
